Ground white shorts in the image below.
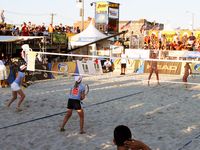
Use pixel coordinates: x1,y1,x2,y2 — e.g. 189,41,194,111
0,70,5,80
11,82,21,91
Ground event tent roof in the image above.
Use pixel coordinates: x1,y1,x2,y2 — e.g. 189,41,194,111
70,22,108,47
0,36,43,42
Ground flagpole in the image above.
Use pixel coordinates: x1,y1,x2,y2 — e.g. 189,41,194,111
81,0,84,31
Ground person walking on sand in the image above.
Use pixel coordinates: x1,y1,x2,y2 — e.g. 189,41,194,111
183,62,192,88
7,64,26,111
148,53,160,86
60,75,86,134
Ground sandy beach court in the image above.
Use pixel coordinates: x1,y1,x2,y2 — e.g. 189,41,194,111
0,73,200,150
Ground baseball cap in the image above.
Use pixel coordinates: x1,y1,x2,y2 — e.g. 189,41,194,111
75,75,82,83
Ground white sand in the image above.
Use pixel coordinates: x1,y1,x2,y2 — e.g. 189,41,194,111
0,72,200,150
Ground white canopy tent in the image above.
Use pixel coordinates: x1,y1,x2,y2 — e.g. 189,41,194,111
70,22,108,48
0,36,44,57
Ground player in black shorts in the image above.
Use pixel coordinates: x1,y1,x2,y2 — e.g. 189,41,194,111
60,76,86,134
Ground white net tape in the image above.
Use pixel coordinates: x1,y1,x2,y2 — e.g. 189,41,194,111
25,51,200,86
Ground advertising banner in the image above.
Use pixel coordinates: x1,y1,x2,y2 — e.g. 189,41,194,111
191,63,200,74
51,62,76,78
108,8,119,19
95,1,119,34
194,31,200,39
125,49,150,59
97,50,110,56
182,51,200,58
161,30,176,42
179,30,192,38
112,46,123,54
96,2,108,13
168,51,187,58
95,13,108,24
144,61,182,75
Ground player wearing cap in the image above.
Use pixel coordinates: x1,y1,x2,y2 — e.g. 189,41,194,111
60,75,86,134
7,64,27,111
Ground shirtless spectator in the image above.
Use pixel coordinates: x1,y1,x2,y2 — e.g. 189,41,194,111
113,125,151,150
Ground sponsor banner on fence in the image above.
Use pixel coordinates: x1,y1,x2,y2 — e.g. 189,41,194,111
167,50,200,58
97,49,110,56
125,49,150,59
112,46,123,54
191,63,200,74
144,61,182,75
183,51,200,58
168,51,186,57
113,59,144,72
51,62,76,78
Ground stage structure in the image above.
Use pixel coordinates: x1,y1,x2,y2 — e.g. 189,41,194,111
95,1,120,34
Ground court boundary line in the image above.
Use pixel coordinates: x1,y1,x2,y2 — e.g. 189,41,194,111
0,91,144,130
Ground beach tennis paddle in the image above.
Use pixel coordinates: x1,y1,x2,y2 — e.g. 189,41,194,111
22,81,33,88
80,84,89,100
190,74,195,79
84,84,89,95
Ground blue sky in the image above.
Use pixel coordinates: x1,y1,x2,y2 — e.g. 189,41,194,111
1,0,200,29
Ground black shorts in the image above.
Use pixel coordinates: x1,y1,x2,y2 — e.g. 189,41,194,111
121,64,126,68
67,99,82,110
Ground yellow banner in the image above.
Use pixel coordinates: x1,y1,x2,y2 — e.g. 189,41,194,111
96,2,108,13
194,31,200,39
51,62,76,78
149,30,159,37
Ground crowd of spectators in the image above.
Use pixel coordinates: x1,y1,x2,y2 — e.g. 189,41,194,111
0,21,81,36
143,32,200,51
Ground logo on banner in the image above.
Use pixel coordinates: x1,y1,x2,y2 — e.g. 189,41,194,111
194,64,200,71
109,8,118,19
146,64,178,71
58,63,68,73
96,2,108,13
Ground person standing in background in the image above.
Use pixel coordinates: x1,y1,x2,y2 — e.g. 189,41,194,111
148,53,160,86
0,56,7,88
120,49,128,75
183,62,192,88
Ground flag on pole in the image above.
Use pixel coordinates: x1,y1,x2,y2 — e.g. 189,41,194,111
120,21,131,30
